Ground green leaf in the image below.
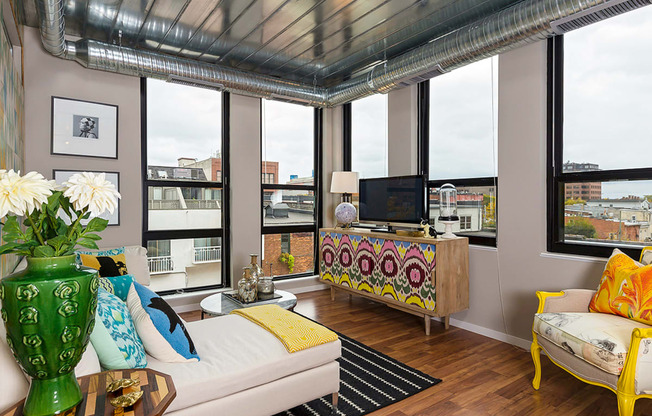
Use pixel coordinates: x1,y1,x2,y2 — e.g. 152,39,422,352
56,218,68,236
76,239,99,250
3,216,21,236
2,232,21,243
85,218,108,233
82,233,102,241
0,242,22,255
47,192,62,212
47,235,68,251
33,245,56,257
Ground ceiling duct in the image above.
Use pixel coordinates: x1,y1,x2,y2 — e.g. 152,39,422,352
35,0,650,108
550,0,652,33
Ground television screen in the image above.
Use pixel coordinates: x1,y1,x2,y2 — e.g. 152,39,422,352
358,175,426,225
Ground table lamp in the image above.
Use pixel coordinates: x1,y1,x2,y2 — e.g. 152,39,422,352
331,171,359,227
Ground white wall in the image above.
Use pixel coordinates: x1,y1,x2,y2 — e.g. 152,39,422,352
23,27,142,247
413,41,605,343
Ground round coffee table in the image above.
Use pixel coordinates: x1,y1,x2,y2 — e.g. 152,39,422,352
200,290,297,319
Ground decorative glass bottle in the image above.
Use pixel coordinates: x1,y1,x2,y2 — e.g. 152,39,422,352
238,267,258,303
248,254,263,280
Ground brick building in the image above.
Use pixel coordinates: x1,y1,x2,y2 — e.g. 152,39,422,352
180,155,278,185
262,232,314,277
563,161,602,201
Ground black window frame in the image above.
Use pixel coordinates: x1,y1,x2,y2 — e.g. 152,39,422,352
260,105,323,280
141,78,231,295
547,36,649,259
418,79,498,247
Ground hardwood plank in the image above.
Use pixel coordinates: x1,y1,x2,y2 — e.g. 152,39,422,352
182,290,652,415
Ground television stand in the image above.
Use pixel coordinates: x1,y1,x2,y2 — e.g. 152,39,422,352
319,228,469,335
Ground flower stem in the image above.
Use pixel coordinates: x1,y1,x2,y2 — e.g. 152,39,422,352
27,214,46,246
66,207,87,243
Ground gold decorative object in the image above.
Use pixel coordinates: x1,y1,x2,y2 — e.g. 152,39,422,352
109,391,143,408
106,378,140,393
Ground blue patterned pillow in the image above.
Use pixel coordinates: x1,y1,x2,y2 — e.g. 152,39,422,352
90,288,147,369
75,247,125,264
98,277,115,294
104,274,135,301
127,282,199,362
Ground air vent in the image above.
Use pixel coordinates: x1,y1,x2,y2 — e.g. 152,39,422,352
269,93,312,106
551,0,652,34
395,66,445,88
167,75,224,91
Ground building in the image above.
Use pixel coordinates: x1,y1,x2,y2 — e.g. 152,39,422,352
563,161,602,201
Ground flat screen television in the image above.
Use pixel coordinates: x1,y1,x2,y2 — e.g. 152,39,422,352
358,175,426,227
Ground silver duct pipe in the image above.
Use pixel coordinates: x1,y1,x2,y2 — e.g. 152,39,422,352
36,0,647,108
327,0,648,105
35,0,328,106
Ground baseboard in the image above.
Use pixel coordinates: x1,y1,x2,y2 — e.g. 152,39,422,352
432,316,531,350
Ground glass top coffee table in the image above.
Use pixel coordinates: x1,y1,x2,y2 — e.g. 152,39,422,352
200,290,297,319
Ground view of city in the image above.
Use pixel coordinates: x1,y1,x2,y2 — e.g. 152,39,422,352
563,163,652,247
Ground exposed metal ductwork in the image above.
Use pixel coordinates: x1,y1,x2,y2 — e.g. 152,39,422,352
35,0,650,108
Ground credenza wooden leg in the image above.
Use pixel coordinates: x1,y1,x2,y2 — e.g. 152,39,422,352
443,315,450,330
424,315,431,336
330,287,336,301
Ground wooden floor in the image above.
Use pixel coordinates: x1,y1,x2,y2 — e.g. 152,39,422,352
181,290,652,415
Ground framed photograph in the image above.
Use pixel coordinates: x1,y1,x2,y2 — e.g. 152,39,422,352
51,97,118,159
53,170,120,226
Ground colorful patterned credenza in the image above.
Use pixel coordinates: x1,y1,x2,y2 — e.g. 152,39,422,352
319,228,469,335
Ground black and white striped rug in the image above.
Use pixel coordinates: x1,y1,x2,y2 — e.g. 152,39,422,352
276,330,441,416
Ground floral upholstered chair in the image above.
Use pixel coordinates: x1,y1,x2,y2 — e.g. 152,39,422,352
531,248,652,416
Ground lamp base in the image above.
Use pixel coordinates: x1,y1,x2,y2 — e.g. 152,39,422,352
439,220,458,239
335,202,357,227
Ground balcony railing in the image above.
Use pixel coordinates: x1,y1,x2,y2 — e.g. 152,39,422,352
194,246,221,263
148,256,174,274
148,200,220,210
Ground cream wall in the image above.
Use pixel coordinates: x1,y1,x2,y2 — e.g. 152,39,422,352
23,27,142,248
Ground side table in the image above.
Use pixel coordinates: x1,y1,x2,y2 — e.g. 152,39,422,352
200,289,297,319
1,368,175,416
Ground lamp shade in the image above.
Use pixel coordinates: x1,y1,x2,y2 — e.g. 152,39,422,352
330,171,359,194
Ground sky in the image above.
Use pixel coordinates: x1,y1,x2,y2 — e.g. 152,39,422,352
146,6,651,198
351,94,388,179
147,79,222,167
563,7,652,198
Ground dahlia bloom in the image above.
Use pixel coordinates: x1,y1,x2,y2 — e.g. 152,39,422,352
0,170,53,217
63,172,121,217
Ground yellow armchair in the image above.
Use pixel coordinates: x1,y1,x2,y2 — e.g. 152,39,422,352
531,290,652,416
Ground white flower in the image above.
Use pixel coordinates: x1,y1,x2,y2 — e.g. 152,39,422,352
62,172,121,217
0,170,54,218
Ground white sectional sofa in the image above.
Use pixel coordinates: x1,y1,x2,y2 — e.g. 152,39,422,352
0,247,341,415
0,310,342,415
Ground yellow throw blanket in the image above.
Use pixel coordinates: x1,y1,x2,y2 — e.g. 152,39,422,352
231,305,338,353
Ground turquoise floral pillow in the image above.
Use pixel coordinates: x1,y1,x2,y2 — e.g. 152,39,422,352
90,288,147,369
104,274,135,301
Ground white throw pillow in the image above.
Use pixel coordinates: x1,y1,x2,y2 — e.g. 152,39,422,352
126,283,199,363
0,319,30,412
74,342,102,377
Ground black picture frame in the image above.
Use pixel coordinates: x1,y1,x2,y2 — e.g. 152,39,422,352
53,169,121,226
51,96,119,159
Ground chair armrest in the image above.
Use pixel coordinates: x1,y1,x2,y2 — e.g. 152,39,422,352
536,289,596,314
620,327,652,395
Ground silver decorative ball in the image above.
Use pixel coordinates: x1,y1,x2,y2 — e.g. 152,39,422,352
335,202,357,225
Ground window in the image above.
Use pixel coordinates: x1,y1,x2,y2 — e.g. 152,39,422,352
421,57,498,245
143,78,229,293
261,99,321,278
351,94,388,179
548,7,652,258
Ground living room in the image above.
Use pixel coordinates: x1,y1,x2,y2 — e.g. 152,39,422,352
1,0,652,415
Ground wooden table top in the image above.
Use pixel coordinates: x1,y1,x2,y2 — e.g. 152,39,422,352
2,368,176,416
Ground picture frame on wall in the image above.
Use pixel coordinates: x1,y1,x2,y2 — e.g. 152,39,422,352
53,170,120,226
51,96,118,159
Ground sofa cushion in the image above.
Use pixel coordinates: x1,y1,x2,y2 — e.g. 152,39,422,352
79,250,129,278
534,312,649,375
127,283,199,363
589,248,652,326
146,314,341,413
77,246,151,286
0,318,29,413
90,289,147,369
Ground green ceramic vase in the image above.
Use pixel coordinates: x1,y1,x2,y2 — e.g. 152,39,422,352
0,255,98,416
